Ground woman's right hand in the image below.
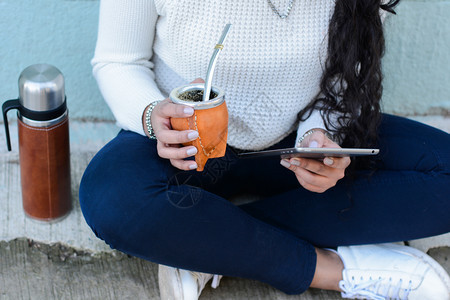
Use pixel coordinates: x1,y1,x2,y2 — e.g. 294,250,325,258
144,98,199,171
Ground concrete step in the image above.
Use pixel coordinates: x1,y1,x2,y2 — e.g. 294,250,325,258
0,116,449,299
0,239,448,300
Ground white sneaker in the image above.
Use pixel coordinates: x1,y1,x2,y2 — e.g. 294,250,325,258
158,264,222,300
336,243,450,300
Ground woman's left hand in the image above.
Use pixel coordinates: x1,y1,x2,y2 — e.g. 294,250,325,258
280,129,351,193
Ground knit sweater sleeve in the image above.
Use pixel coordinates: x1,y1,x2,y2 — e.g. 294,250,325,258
91,0,165,136
295,110,329,146
295,107,345,146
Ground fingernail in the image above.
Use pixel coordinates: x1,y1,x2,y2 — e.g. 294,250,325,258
309,140,318,148
324,157,334,165
291,159,300,166
189,163,198,170
280,160,291,168
187,147,197,156
187,131,199,140
184,107,194,115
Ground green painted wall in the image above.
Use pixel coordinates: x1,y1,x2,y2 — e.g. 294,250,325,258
0,0,448,123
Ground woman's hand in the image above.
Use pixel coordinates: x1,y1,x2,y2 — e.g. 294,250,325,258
143,79,204,171
280,129,351,193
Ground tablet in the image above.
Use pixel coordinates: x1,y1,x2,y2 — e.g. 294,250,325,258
238,147,379,159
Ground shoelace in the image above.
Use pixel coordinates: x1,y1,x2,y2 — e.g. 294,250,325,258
211,274,220,288
339,277,412,300
189,271,222,295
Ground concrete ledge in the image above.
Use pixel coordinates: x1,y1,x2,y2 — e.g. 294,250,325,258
0,116,449,254
0,239,448,300
0,121,119,253
0,116,449,299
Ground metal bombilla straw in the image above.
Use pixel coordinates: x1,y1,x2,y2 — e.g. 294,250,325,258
202,23,232,102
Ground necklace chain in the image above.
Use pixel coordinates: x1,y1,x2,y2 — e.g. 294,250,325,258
266,0,296,19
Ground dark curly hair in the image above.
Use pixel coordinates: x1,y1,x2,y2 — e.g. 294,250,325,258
298,0,400,156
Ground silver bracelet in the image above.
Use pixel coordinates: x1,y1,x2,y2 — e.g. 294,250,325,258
296,129,334,147
144,100,162,139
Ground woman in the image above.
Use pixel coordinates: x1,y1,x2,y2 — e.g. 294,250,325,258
80,0,450,299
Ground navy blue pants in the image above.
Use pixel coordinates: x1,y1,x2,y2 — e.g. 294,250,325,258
79,114,450,294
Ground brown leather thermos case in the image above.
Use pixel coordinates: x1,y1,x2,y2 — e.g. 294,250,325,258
2,64,72,222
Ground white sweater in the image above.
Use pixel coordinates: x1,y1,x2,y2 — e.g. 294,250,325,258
92,0,336,150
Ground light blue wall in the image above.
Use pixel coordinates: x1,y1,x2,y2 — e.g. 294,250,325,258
0,0,111,121
0,0,449,123
383,0,450,115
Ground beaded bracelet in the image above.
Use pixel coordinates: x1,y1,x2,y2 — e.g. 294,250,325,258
296,129,334,147
144,100,162,139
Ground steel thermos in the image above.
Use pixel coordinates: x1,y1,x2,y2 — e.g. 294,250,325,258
2,64,72,222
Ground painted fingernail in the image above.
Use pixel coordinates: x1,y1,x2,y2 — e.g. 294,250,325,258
291,159,300,166
187,131,199,140
309,140,319,148
187,147,197,156
324,157,334,165
184,107,194,115
189,163,198,170
280,160,291,168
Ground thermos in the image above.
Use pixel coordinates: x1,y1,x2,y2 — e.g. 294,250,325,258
2,64,72,222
